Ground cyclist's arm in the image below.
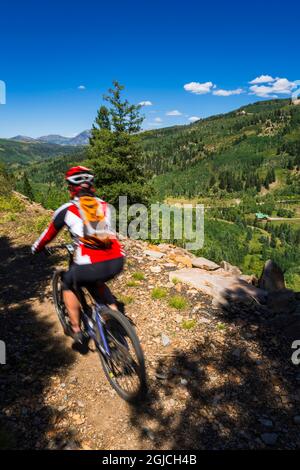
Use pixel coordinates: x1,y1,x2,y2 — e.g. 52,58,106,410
31,203,71,253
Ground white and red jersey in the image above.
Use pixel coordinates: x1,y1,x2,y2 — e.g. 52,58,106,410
32,197,124,265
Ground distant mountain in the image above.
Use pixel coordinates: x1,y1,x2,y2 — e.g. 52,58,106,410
10,130,91,146
0,138,83,165
11,135,37,143
68,130,91,146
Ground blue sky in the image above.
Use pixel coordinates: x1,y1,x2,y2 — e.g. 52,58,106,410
0,0,299,137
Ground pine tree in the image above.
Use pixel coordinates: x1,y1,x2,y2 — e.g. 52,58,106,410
88,81,151,207
22,173,34,201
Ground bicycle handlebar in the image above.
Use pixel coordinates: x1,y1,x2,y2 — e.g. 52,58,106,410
45,243,75,255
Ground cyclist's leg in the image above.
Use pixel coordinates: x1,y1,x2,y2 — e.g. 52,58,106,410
79,257,124,309
62,268,82,334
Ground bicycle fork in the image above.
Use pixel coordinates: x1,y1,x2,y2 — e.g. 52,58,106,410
95,308,111,356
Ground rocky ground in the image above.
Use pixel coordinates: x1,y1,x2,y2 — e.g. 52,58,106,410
0,195,300,450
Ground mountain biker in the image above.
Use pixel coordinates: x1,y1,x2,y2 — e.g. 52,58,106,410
31,166,125,343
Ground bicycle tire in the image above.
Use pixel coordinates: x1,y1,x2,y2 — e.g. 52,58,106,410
95,307,147,403
52,270,71,336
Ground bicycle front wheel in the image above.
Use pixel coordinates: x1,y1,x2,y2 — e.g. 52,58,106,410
96,308,147,403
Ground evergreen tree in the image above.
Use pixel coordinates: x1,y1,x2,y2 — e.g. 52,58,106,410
22,173,34,200
88,81,151,206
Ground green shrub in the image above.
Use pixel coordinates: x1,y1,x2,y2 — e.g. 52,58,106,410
0,195,25,213
181,319,197,330
118,294,134,305
151,287,168,300
169,295,188,310
34,214,51,233
126,280,138,287
132,272,145,281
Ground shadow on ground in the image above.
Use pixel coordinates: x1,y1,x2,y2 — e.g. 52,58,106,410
130,291,300,449
0,236,76,449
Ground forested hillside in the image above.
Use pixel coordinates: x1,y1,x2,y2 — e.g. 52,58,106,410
141,99,300,199
0,138,82,166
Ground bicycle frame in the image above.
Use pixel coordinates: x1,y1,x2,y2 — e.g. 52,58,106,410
80,303,111,357
51,243,112,358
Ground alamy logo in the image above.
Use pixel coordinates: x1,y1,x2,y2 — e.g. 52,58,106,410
0,80,6,104
291,340,300,365
0,340,6,365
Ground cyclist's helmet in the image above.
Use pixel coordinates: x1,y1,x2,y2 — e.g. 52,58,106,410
65,166,94,185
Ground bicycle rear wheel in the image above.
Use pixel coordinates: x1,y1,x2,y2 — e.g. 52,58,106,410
52,270,72,336
95,307,147,403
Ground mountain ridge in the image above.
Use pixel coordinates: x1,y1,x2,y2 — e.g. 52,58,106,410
10,129,91,146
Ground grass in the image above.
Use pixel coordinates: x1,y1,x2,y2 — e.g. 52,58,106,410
151,287,168,300
216,322,226,331
169,295,188,310
34,214,52,233
132,272,145,281
0,213,17,223
181,319,197,330
0,195,25,213
171,277,181,285
126,280,138,287
118,294,134,305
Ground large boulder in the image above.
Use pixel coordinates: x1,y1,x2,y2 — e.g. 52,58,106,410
192,257,220,271
169,268,268,309
220,260,242,276
258,260,285,292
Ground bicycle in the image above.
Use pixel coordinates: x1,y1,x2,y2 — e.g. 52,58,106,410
49,243,147,403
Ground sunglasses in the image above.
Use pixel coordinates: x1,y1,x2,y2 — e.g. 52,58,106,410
67,173,94,184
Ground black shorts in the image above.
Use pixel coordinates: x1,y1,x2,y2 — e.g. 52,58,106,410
62,256,124,292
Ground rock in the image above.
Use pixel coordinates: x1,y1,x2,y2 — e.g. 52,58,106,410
232,348,241,358
180,378,188,386
142,427,155,441
267,289,296,315
168,253,193,267
150,266,162,274
144,250,165,259
258,418,273,428
293,416,300,425
240,274,258,285
258,259,285,292
155,372,168,380
161,333,171,347
170,268,268,311
220,260,242,275
192,257,220,271
175,314,183,323
261,433,278,446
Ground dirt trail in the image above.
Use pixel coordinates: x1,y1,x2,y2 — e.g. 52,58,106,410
1,196,300,450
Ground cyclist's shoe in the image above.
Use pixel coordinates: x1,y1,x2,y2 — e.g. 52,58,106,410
72,331,85,344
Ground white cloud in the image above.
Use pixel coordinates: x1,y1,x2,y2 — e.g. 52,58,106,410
249,77,296,98
78,85,86,90
166,109,182,116
188,116,200,122
184,81,214,95
249,75,276,84
154,117,162,122
139,100,153,106
213,88,244,97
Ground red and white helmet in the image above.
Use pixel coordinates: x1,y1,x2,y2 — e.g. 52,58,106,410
65,166,94,185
